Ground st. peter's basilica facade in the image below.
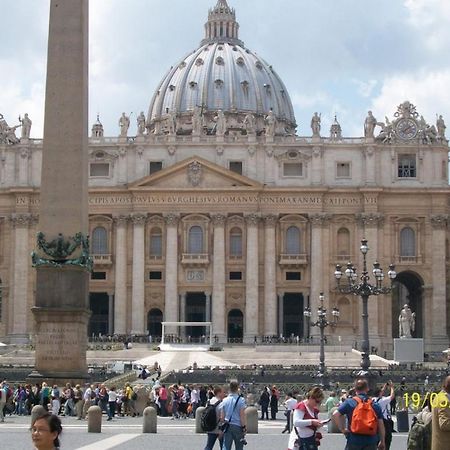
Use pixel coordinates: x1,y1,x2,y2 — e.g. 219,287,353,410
0,0,449,353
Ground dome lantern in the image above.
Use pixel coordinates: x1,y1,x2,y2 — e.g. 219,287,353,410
201,0,243,46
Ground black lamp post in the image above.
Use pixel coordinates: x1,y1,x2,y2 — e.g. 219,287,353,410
334,239,396,376
304,293,340,381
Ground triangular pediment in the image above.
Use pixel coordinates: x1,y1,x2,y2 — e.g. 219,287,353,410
130,156,262,190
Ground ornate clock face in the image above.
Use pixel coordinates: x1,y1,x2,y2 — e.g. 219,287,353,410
396,118,418,140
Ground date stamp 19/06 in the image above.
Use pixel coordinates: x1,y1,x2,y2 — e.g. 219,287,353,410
404,392,449,409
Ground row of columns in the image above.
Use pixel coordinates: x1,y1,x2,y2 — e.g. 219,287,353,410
4,212,449,347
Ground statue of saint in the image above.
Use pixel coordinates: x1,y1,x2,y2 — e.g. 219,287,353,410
243,113,256,135
119,112,130,137
192,106,203,136
137,112,146,136
437,114,446,139
311,112,321,137
398,304,416,338
20,113,32,139
364,111,377,138
215,110,226,136
166,110,177,135
265,110,276,137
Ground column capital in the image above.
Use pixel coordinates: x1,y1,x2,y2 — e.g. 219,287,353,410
245,213,260,226
113,214,129,226
355,213,384,227
430,214,449,229
164,213,180,226
10,213,34,227
309,213,332,227
211,214,227,226
263,214,278,227
131,213,147,226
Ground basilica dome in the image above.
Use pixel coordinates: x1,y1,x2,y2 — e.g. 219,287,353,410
147,0,296,136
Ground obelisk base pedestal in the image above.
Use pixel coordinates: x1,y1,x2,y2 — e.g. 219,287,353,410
29,307,91,385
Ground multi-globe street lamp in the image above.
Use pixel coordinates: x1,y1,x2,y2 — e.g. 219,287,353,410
334,239,396,375
304,293,340,381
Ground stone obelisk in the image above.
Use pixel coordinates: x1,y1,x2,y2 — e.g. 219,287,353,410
30,0,90,383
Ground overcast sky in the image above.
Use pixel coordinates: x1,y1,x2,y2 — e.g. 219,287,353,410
2,0,450,138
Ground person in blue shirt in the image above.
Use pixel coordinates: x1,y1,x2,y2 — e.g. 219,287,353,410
333,379,386,450
219,381,247,450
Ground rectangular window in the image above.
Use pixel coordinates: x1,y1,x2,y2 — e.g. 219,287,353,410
229,161,243,175
229,271,242,280
336,162,351,178
398,154,416,178
91,271,107,280
283,163,303,177
286,272,301,281
149,161,163,175
149,271,163,280
89,163,110,177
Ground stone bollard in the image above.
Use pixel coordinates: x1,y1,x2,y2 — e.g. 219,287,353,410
142,406,157,434
245,406,258,434
246,394,255,406
31,405,46,424
195,406,206,433
327,408,340,433
87,405,102,433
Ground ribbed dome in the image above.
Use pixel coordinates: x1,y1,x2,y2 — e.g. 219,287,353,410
147,1,296,136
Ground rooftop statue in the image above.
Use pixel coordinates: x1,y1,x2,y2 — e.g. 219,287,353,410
436,114,446,140
311,112,321,137
119,112,130,137
19,113,32,139
192,106,203,136
166,110,177,136
364,111,377,138
0,114,20,145
215,110,227,136
137,112,146,136
243,113,256,135
399,304,416,339
265,110,276,137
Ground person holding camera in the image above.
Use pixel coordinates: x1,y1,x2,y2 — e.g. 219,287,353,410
219,381,247,450
373,381,395,450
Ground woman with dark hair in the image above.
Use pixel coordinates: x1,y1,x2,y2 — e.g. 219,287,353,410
31,412,62,450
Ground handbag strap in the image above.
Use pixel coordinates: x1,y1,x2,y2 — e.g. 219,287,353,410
225,395,242,422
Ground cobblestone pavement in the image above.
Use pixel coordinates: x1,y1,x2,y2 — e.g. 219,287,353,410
1,414,409,450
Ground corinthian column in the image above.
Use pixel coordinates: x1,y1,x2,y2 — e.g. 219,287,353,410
244,214,260,342
212,214,226,342
113,215,128,334
164,214,179,334
131,213,146,334
430,215,448,346
263,214,277,336
309,214,330,334
10,214,33,342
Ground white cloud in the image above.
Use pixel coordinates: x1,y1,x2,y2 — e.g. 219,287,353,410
352,79,378,98
370,70,450,125
404,0,450,53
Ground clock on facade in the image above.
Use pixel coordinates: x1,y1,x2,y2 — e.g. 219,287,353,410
396,118,418,140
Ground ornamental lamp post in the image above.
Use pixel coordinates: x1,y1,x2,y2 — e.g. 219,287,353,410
334,239,396,378
304,293,339,384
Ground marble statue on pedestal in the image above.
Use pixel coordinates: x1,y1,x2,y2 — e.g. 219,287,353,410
137,112,146,136
311,112,321,137
399,304,416,338
0,114,20,145
20,113,32,139
243,113,256,135
364,111,377,138
166,111,177,135
119,112,130,137
265,110,276,137
192,106,203,135
215,110,226,136
436,115,446,139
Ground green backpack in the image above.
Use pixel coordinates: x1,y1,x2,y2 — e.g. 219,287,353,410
407,418,431,450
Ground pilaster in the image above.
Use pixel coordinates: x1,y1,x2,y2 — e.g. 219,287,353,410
212,214,226,342
113,215,128,334
131,213,146,334
263,214,277,336
164,214,179,334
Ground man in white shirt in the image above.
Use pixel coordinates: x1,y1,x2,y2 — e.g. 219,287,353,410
191,385,200,416
282,392,298,434
373,381,395,450
82,384,93,419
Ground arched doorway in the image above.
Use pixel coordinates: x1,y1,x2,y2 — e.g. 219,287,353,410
147,308,163,338
228,309,244,343
392,271,423,338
